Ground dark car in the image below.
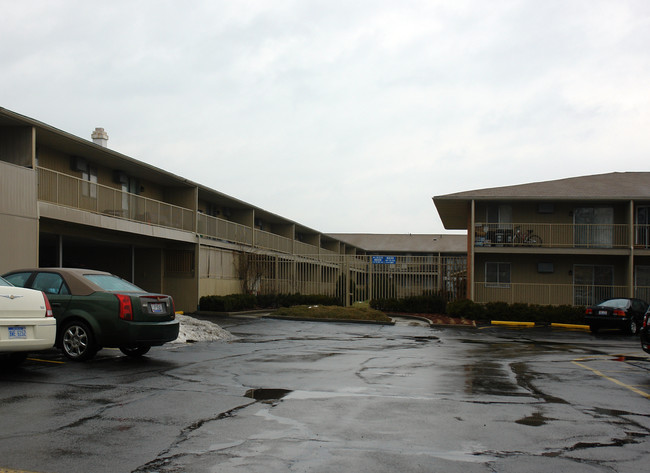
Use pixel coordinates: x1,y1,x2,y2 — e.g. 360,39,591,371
2,268,179,361
585,298,648,334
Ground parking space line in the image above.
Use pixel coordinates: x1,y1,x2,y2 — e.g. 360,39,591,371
0,468,43,473
26,357,65,364
572,360,650,399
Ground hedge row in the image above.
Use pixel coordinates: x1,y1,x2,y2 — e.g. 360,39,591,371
370,295,446,314
446,299,585,325
199,293,340,312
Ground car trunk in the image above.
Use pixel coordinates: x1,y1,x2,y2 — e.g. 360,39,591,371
0,287,47,319
133,294,175,322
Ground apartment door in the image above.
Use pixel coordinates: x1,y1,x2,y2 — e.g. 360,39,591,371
636,206,650,248
121,178,139,218
573,264,613,306
574,207,613,248
486,204,513,245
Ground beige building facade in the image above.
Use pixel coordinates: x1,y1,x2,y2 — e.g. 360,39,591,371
0,108,464,311
434,173,650,306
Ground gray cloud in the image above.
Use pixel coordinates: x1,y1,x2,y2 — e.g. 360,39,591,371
2,0,649,233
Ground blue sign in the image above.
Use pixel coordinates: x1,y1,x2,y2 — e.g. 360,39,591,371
372,256,396,264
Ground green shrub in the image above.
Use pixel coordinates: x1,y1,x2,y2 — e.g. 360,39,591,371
447,299,585,325
370,294,446,314
199,293,340,312
446,299,486,320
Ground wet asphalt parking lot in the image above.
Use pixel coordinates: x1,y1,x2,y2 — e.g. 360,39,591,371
1,315,650,473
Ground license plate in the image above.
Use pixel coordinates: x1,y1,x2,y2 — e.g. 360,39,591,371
150,303,165,314
9,326,27,339
599,310,608,315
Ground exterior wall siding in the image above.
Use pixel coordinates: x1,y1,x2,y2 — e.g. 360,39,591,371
0,162,38,273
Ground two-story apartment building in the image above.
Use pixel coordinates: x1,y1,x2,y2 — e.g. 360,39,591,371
433,173,650,306
0,107,466,311
0,108,375,311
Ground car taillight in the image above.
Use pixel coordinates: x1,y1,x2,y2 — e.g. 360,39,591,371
585,308,592,315
644,315,650,329
613,309,626,317
116,294,134,321
42,292,54,317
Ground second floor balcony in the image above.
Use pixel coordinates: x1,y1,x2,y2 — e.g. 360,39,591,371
474,222,650,250
38,167,194,232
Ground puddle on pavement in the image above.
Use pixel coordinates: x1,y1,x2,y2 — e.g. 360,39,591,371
244,388,292,401
515,412,549,427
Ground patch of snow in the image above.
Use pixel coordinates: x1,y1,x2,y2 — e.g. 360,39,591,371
173,314,238,343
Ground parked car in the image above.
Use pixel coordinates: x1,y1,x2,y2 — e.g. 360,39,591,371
0,276,56,366
2,268,179,361
584,298,648,334
641,311,650,354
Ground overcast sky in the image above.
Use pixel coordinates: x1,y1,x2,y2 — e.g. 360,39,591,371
2,0,649,234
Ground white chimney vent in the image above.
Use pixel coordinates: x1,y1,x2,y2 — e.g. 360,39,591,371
91,127,109,147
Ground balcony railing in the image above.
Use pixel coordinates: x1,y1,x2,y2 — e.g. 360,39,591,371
294,241,319,257
474,222,631,249
473,282,645,306
38,167,194,231
197,213,253,246
254,229,293,254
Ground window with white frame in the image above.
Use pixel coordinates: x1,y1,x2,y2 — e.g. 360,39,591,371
486,262,510,287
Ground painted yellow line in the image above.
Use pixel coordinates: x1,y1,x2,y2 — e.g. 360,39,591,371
491,320,535,327
572,361,650,399
551,323,589,330
26,357,64,364
0,468,42,473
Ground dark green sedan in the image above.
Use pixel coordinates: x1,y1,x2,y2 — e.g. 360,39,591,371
2,268,179,361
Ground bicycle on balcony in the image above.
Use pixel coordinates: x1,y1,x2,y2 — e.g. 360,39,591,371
513,226,542,246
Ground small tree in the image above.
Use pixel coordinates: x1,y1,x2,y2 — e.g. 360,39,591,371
235,252,265,294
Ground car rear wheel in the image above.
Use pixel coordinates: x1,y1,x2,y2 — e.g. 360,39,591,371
628,318,639,335
119,346,151,357
61,320,97,361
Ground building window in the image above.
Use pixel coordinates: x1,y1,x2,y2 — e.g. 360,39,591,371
635,266,650,301
573,264,613,306
486,262,510,287
486,204,512,228
573,207,613,248
81,165,97,198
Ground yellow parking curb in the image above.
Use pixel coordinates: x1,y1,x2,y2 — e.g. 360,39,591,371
551,323,589,330
491,320,535,327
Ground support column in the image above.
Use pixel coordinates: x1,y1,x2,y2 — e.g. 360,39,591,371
469,200,475,301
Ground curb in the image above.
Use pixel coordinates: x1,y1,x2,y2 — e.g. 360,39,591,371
491,320,535,327
194,309,271,317
264,315,395,325
550,323,590,330
387,313,477,328
490,320,590,330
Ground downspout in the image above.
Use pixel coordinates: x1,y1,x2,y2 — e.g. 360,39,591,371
629,200,635,298
469,200,475,301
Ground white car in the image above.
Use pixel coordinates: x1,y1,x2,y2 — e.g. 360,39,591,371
0,276,56,367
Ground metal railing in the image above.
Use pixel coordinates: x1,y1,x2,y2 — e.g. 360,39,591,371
237,254,467,303
473,282,633,306
198,213,253,246
474,222,630,249
633,225,650,248
38,167,194,231
294,241,319,257
254,229,293,254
